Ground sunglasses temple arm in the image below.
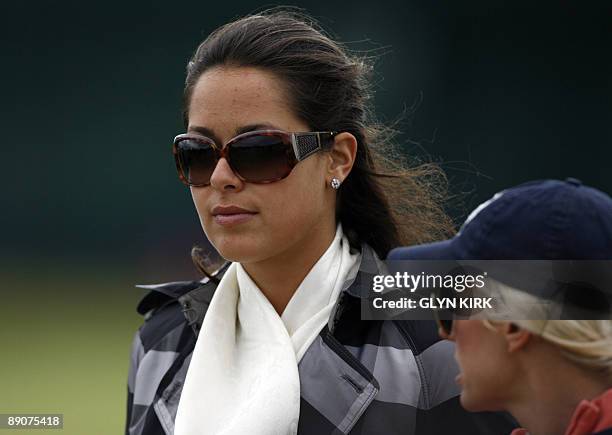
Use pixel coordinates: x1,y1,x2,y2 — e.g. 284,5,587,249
292,132,335,161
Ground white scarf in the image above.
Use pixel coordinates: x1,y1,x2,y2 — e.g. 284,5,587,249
174,224,360,435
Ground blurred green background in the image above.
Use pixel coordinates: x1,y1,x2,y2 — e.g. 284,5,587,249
1,0,611,433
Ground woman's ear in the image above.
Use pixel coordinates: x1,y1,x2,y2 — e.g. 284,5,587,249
502,323,532,353
326,132,357,181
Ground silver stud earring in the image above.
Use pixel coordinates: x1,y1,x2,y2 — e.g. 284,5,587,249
330,177,342,190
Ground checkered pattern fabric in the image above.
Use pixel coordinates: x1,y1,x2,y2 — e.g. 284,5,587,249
125,245,516,434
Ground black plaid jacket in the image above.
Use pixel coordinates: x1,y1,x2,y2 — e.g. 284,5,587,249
125,245,516,434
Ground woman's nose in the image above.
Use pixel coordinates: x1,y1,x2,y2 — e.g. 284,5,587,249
209,157,244,191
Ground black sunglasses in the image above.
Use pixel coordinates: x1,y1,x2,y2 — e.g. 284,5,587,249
172,129,337,186
432,293,455,336
435,312,455,336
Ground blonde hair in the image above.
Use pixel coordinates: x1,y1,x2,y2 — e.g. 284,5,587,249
481,279,612,379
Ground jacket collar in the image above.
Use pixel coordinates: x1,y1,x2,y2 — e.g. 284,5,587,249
511,388,612,435
182,244,384,331
564,388,612,435
136,244,385,335
326,244,387,333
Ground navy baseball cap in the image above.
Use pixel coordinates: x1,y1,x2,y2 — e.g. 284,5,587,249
388,178,612,261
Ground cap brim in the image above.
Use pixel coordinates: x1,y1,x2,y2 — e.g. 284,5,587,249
387,238,457,260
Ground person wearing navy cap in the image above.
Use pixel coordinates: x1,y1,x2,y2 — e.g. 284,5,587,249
389,178,612,435
390,178,612,261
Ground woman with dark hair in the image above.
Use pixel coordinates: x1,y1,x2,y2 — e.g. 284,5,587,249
125,9,515,435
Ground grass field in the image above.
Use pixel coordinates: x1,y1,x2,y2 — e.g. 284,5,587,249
0,261,147,434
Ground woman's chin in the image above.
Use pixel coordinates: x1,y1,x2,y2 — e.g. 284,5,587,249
459,393,472,410
216,248,252,263
459,390,495,413
213,241,265,264
459,393,480,412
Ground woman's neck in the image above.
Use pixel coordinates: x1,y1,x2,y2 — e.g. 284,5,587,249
242,219,337,315
507,352,609,435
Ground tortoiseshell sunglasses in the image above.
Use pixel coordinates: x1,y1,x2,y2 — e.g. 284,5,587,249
172,129,337,186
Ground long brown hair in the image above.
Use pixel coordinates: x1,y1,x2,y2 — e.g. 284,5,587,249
183,8,455,273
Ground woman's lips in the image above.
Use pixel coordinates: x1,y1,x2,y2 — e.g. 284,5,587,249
455,373,463,385
213,212,256,226
211,205,257,226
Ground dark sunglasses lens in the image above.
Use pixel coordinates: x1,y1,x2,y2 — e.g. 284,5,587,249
176,139,217,186
229,134,292,182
